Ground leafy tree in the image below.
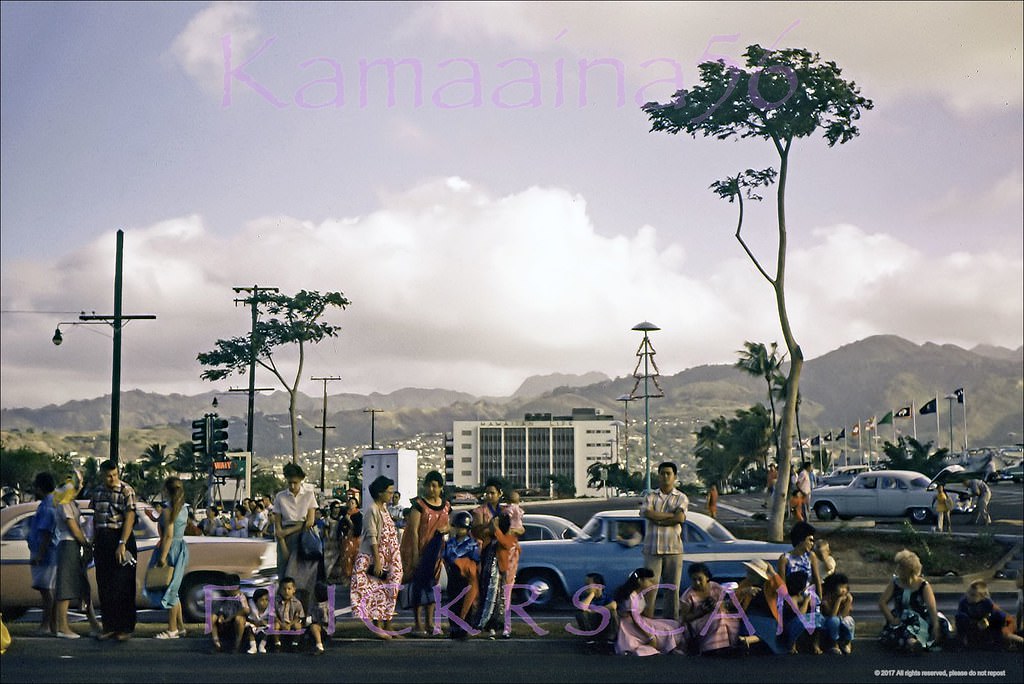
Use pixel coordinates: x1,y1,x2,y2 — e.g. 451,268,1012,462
734,341,785,464
693,406,772,489
197,290,351,462
548,474,576,498
347,457,363,495
882,436,950,478
645,45,872,541
694,416,731,487
1,445,74,495
251,465,285,500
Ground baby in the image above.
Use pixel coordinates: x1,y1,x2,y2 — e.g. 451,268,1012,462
815,540,836,578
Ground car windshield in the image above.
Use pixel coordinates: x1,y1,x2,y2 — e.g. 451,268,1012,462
909,475,930,489
577,517,601,541
700,518,736,542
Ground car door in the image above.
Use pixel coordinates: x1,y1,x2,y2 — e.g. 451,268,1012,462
843,475,878,516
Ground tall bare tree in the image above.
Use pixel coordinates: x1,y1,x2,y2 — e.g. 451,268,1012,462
198,290,350,462
645,45,872,540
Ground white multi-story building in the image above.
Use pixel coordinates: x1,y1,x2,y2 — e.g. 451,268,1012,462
446,408,620,497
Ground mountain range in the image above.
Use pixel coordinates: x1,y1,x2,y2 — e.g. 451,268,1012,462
2,335,1021,463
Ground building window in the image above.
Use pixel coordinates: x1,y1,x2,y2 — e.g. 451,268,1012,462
460,470,473,477
461,430,473,436
461,457,473,463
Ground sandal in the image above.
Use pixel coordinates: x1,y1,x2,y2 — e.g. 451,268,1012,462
155,630,180,639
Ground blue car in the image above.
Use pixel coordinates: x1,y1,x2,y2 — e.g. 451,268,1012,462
514,510,790,607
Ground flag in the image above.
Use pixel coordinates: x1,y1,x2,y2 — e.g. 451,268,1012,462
836,428,845,440
895,406,911,418
920,398,937,414
878,410,894,426
800,438,811,448
864,416,876,431
811,435,821,446
851,423,860,437
824,431,833,441
954,387,964,404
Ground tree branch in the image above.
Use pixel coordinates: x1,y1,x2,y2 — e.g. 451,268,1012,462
734,189,776,286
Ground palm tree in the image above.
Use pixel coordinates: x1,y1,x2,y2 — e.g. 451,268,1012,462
140,443,169,480
735,341,785,466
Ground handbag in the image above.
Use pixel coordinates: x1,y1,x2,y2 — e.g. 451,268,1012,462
145,563,174,591
298,529,323,561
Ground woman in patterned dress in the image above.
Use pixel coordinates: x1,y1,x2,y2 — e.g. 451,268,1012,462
350,476,403,639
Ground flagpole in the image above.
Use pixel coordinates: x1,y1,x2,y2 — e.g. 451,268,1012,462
858,420,863,465
962,392,968,451
912,400,917,440
934,393,940,445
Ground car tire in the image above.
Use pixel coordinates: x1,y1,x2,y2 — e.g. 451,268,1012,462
514,570,562,608
814,502,838,522
907,507,933,525
179,572,230,623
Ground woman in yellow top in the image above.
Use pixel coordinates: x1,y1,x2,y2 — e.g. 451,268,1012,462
934,484,952,533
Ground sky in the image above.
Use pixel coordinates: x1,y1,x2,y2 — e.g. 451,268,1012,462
1,1,1022,410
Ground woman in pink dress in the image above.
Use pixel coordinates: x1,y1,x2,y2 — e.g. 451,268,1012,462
404,471,451,636
614,567,684,656
678,562,740,654
350,476,403,639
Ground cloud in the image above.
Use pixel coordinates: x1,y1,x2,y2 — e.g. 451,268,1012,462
401,1,1023,114
2,179,1021,408
170,1,262,96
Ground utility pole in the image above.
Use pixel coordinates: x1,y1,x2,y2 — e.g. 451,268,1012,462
312,375,342,494
232,285,279,462
364,408,383,449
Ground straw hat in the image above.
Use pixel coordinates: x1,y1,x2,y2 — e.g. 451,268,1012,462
742,558,773,581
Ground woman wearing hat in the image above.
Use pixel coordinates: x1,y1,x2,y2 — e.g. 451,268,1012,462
732,558,788,654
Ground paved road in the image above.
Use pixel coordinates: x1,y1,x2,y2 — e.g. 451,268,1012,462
2,629,1022,684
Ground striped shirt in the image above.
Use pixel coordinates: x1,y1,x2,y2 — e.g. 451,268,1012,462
90,481,136,530
640,488,688,555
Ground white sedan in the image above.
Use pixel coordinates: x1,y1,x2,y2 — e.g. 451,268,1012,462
810,467,973,524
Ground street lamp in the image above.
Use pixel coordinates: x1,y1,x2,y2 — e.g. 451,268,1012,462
51,230,155,466
630,321,663,493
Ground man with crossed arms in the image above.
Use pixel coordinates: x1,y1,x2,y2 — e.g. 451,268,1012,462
640,461,688,621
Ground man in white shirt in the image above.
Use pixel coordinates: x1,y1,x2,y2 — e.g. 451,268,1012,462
639,461,688,620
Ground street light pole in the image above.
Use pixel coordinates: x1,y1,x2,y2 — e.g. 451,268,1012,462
52,230,156,467
312,375,342,494
616,394,633,473
630,321,663,493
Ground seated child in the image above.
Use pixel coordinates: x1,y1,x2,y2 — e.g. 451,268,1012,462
575,572,617,644
955,579,1022,650
442,511,480,640
307,582,334,655
244,588,271,654
273,577,305,651
781,570,816,654
816,573,855,654
210,576,248,653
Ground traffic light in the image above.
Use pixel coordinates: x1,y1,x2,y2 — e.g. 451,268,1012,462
191,416,209,456
209,414,229,457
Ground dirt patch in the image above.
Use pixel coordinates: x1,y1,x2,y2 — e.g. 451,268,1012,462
732,522,1011,580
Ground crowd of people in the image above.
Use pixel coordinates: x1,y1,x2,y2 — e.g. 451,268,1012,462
21,459,1022,659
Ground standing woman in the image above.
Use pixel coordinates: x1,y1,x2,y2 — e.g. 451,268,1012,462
272,463,320,609
350,476,403,638
147,477,190,639
52,472,101,639
404,471,451,636
89,459,138,641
